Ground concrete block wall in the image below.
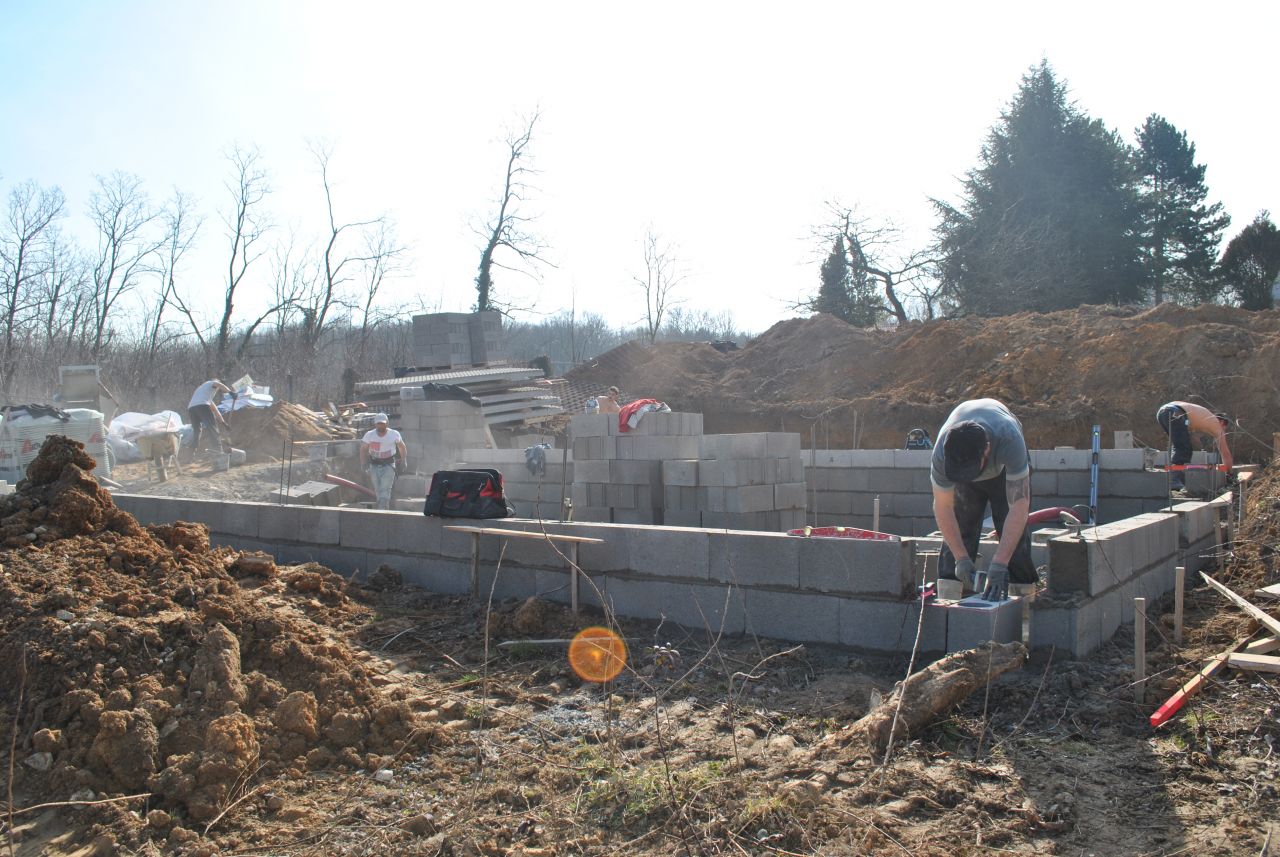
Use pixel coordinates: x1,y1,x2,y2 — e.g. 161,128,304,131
113,494,943,654
1028,500,1223,656
804,447,1186,537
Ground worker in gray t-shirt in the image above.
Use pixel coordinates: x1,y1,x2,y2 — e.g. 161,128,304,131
930,398,1036,601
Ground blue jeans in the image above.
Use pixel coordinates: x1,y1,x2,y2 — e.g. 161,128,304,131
368,463,396,510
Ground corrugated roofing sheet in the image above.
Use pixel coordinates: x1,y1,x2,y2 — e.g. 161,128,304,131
356,366,544,393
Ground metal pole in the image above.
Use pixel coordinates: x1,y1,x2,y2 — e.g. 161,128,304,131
1134,597,1147,704
873,496,880,533
1089,424,1100,523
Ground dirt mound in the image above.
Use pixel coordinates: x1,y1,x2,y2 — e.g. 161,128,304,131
0,438,431,836
566,305,1280,459
226,401,354,456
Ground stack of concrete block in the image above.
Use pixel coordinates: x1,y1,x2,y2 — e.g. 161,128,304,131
568,412,702,525
0,479,12,497
396,398,493,476
666,432,806,531
411,310,505,369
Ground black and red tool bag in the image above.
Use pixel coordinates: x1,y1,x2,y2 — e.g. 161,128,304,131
423,468,514,519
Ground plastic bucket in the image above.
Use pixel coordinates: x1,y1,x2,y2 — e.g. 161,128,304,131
229,448,247,466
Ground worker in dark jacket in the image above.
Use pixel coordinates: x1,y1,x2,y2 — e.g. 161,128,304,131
931,398,1037,601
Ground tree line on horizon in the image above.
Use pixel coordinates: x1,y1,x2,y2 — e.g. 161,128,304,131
806,61,1280,326
3,60,1279,413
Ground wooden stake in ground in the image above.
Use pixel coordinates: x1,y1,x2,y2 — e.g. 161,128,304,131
1134,597,1146,705
1174,566,1185,645
827,641,1026,757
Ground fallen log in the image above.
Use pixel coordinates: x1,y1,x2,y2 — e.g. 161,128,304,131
832,641,1027,757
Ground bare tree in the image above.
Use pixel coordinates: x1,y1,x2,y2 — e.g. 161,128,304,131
474,112,553,312
0,180,65,402
214,146,271,376
350,219,407,366
809,203,941,324
635,228,685,343
87,171,161,359
145,190,202,373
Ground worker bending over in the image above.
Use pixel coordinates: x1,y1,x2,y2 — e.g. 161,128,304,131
361,413,407,510
187,379,231,454
1155,401,1233,491
931,398,1037,602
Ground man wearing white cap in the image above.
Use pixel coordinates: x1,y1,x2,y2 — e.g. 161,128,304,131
360,413,406,510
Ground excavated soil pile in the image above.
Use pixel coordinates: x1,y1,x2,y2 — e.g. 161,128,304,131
0,437,430,840
225,402,354,457
567,304,1280,458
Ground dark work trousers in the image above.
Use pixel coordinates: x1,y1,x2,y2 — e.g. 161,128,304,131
1156,404,1192,487
187,404,220,452
938,469,1038,584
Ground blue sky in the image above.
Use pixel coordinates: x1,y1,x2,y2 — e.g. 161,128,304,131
2,1,1276,335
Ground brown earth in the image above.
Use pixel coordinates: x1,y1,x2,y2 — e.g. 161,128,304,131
223,402,355,458
3,437,1279,854
567,304,1280,459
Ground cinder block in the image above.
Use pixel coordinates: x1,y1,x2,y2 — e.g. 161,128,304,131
815,467,869,491
609,460,660,485
316,547,370,578
339,508,393,550
220,501,263,538
1031,471,1058,496
765,433,801,458
1097,588,1123,645
837,598,920,651
774,482,807,509
892,449,933,468
628,527,710,580
797,535,912,597
894,493,934,518
258,504,301,543
849,450,895,467
722,459,766,487
866,468,910,492
1030,598,1102,656
1031,449,1088,470
741,589,840,643
604,577,745,633
474,564,539,602
811,450,853,467
946,596,1023,652
725,484,774,514
1099,449,1145,470
709,531,800,587
1099,471,1167,499
662,459,698,487
295,507,342,546
605,484,637,508
276,542,325,565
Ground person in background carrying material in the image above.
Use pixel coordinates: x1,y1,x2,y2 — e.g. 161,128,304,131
361,413,407,510
931,398,1037,602
1156,401,1233,491
187,379,231,455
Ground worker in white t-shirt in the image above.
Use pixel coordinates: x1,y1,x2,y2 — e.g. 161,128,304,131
360,413,407,510
187,379,231,454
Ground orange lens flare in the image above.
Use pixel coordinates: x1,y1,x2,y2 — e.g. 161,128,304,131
568,627,627,683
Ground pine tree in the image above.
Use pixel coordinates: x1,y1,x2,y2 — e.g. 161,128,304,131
1134,114,1230,304
934,61,1142,315
814,238,854,321
1219,212,1280,310
813,237,879,326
